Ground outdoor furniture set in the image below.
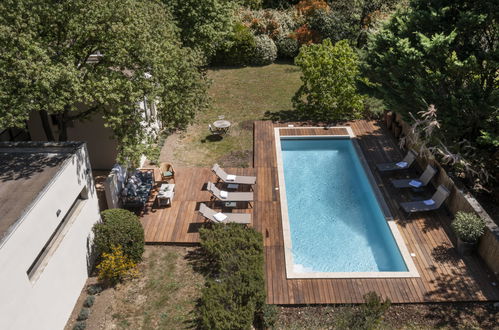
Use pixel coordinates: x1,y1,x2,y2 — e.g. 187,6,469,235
376,150,450,216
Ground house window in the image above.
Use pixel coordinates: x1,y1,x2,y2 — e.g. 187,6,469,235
26,187,88,283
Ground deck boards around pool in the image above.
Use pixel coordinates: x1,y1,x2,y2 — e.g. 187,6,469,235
140,120,499,304
254,120,499,304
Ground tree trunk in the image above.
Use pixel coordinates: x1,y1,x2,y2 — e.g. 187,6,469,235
39,110,55,141
58,111,69,141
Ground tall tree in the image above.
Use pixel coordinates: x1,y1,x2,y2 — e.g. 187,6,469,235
365,0,498,188
0,0,208,165
167,0,235,61
293,39,365,122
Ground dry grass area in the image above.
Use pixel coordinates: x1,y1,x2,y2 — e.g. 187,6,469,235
164,63,301,167
66,246,202,330
276,303,499,329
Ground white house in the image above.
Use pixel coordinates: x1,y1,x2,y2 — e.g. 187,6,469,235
0,142,101,330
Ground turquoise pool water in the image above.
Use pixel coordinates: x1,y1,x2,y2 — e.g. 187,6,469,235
281,138,408,273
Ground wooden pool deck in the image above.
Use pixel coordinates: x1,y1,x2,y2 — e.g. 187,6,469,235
140,120,499,304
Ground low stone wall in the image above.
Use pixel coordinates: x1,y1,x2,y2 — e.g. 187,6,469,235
386,112,499,275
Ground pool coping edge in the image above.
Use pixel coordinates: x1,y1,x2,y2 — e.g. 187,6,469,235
274,126,420,279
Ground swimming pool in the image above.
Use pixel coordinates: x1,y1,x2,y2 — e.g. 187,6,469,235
275,128,418,278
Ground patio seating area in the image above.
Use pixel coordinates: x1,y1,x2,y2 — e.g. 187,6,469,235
139,120,499,304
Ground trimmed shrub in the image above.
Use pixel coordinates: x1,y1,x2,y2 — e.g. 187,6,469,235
276,36,299,58
252,35,278,65
214,23,256,66
73,321,86,330
451,211,485,243
97,245,139,285
238,8,299,41
77,308,90,321
86,284,102,295
198,223,265,329
93,208,144,262
83,295,95,308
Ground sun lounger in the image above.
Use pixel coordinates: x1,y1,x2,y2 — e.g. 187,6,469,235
198,203,251,224
399,184,450,214
207,181,254,202
390,164,437,189
376,150,418,172
212,164,256,185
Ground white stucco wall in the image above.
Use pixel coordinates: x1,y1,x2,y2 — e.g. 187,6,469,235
27,111,118,170
0,145,101,330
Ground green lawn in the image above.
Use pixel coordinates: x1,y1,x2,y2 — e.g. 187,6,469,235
172,63,301,167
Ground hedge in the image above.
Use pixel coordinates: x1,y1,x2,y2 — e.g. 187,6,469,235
198,223,265,329
93,209,145,262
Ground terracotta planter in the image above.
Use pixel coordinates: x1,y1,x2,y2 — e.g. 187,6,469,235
456,237,477,256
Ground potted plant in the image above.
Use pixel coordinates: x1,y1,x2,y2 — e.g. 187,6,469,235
451,211,485,255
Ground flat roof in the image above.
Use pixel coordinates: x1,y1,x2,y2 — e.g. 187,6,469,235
0,142,84,245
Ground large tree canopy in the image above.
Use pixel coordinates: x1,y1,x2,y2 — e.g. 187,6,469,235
0,0,208,165
167,0,235,61
365,0,498,148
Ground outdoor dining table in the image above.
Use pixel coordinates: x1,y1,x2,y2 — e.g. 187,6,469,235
213,120,231,134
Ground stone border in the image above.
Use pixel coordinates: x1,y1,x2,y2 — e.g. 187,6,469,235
389,112,499,276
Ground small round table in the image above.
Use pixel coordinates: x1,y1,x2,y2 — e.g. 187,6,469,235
213,120,231,134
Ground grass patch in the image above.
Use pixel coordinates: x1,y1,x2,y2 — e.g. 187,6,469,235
82,246,203,330
173,63,301,167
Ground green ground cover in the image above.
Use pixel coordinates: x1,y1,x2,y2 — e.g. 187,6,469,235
172,63,301,167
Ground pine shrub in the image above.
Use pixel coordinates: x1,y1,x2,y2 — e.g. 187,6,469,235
83,295,95,308
93,209,144,262
77,308,90,321
198,223,265,329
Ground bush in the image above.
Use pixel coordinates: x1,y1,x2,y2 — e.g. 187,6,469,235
362,97,386,119
292,24,321,45
214,23,256,66
276,36,300,58
293,39,365,121
86,284,102,295
252,35,278,65
198,223,265,329
83,295,95,308
73,321,86,330
295,0,330,17
93,208,144,262
336,292,391,330
259,304,278,328
451,212,486,243
238,8,299,41
77,308,90,321
97,245,139,285
307,8,358,44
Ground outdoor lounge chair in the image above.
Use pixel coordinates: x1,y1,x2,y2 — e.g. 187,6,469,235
376,150,418,172
206,181,254,202
212,163,256,185
159,162,175,182
198,203,251,224
390,164,437,189
399,184,450,214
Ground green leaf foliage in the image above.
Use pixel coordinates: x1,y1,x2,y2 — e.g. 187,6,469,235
167,0,235,61
293,39,365,121
93,209,144,263
213,23,257,66
0,0,208,166
365,0,498,149
198,223,265,329
451,211,485,243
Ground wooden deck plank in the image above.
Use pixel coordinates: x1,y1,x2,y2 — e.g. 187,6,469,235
140,120,499,304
